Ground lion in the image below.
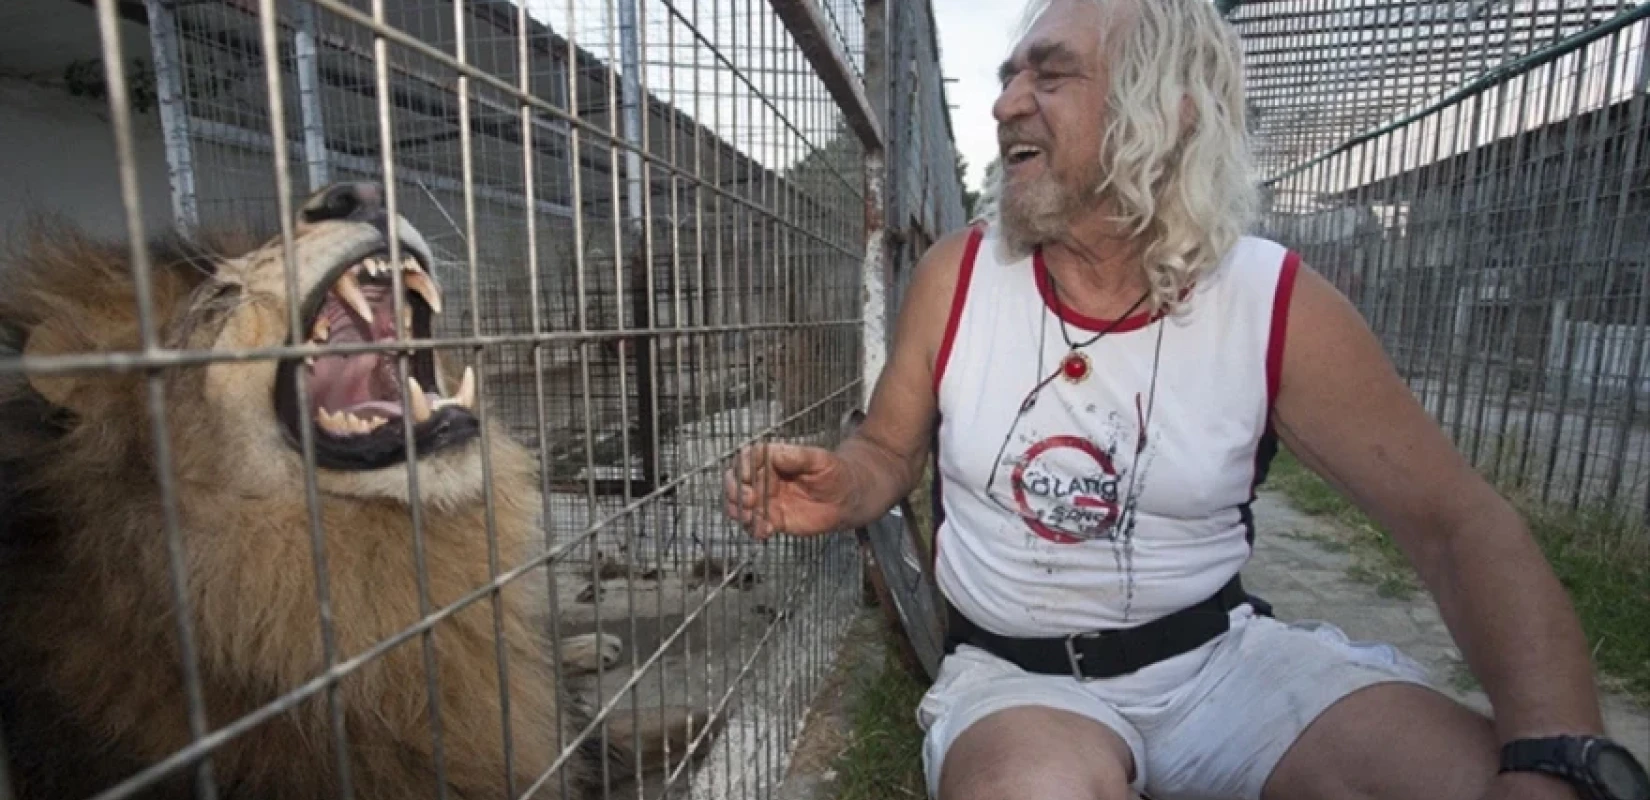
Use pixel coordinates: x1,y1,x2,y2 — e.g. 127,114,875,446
0,183,711,800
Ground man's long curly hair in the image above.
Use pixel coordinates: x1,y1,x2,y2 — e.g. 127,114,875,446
980,0,1262,316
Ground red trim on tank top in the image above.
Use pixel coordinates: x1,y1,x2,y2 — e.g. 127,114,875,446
1266,250,1302,412
933,225,984,394
1033,247,1164,333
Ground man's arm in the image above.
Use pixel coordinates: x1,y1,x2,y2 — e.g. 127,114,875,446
1270,263,1605,742
829,228,972,531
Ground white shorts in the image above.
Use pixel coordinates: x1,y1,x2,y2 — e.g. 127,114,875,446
916,604,1437,800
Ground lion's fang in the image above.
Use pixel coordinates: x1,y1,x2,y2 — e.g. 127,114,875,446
404,270,442,315
334,270,373,323
433,366,477,411
456,366,475,409
312,317,329,343
406,377,433,423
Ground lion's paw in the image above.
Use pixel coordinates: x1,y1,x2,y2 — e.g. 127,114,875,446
561,632,624,673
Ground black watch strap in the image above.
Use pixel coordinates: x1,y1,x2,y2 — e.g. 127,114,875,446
1501,737,1596,798
1500,735,1650,800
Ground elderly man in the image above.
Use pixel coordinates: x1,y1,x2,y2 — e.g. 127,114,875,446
723,1,1650,799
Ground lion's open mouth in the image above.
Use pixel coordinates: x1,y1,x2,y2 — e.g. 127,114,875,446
275,247,480,471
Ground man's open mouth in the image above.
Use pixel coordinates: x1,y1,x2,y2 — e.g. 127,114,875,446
274,246,480,471
1005,143,1044,166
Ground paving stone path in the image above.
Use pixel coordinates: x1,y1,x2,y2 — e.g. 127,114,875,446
1245,491,1649,764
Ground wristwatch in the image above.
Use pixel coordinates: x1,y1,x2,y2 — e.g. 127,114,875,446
1500,735,1650,800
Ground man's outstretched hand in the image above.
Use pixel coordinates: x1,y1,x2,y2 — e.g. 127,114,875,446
722,441,857,540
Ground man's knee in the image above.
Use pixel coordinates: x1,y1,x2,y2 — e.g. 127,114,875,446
936,706,1135,800
941,762,1134,800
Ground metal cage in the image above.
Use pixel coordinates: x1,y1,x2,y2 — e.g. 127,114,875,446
0,0,966,798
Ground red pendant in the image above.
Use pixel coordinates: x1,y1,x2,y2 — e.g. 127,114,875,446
1061,351,1091,383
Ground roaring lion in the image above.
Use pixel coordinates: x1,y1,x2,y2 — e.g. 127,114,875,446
0,183,708,800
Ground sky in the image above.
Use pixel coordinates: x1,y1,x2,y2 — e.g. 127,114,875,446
931,0,1030,193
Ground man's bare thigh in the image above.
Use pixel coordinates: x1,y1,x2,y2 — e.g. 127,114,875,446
1261,681,1497,800
939,706,1139,800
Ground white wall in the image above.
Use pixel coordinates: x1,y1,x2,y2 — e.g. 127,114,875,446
0,0,177,244
0,76,177,243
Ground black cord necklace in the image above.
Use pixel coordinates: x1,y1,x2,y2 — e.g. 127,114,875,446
1044,259,1151,383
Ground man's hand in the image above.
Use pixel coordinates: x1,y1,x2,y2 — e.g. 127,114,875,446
722,441,858,540
1478,771,1581,800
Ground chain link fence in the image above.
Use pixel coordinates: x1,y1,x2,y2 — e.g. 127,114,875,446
0,0,965,798
1228,0,1650,524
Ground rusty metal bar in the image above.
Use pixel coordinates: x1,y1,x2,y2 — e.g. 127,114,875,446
768,0,885,150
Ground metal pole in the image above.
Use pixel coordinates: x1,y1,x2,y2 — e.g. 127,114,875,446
860,150,890,410
142,0,199,234
619,0,645,230
617,0,659,493
294,0,332,191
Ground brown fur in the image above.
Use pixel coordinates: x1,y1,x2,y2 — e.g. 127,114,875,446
0,202,702,800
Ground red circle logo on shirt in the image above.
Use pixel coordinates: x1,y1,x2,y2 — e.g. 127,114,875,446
1010,435,1123,544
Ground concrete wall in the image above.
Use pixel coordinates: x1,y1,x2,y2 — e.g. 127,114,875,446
0,76,177,243
0,0,178,243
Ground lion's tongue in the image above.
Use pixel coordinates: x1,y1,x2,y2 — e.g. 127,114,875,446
311,353,402,419
310,289,406,419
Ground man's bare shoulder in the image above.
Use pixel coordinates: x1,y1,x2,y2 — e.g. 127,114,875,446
879,224,984,395
901,224,981,321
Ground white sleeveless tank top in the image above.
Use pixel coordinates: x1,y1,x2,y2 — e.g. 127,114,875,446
930,222,1300,637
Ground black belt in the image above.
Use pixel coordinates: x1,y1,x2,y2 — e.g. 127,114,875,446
944,575,1260,680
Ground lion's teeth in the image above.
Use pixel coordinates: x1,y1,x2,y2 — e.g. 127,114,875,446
401,256,422,274
404,271,442,315
334,270,373,323
401,304,413,333
456,366,475,409
312,317,329,343
363,416,385,432
316,407,342,435
407,377,433,423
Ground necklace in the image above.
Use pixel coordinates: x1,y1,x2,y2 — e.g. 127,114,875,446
1044,260,1151,384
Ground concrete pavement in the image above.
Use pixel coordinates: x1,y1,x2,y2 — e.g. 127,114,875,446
1245,491,1650,765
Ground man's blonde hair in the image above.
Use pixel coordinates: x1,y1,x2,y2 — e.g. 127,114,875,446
982,0,1261,314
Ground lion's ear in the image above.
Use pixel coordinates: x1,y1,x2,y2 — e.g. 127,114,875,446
21,324,93,412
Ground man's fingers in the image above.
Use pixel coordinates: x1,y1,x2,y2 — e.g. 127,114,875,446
763,442,818,478
732,443,772,484
723,461,770,508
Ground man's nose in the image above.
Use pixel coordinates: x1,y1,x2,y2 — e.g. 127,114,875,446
993,71,1036,124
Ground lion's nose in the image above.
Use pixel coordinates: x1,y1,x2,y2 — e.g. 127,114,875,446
300,182,385,225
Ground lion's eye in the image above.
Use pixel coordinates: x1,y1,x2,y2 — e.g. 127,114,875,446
197,282,242,311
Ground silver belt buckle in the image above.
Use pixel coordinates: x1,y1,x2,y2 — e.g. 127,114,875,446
1064,631,1104,678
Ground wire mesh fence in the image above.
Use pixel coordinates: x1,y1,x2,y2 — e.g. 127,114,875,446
877,0,967,335
1228,0,1650,523
0,0,964,799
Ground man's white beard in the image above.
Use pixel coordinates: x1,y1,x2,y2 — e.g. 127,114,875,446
997,166,1103,256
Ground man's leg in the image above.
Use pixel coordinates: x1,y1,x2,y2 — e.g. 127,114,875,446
918,645,1148,799
1259,682,1497,800
938,706,1138,800
1125,612,1484,800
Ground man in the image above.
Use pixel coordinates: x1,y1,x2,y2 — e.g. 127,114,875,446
723,1,1650,799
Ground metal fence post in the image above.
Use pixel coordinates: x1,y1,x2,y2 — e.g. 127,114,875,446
142,0,199,235
294,0,331,192
862,0,892,406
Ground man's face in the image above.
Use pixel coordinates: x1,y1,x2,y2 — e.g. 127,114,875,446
992,0,1114,247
